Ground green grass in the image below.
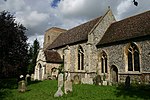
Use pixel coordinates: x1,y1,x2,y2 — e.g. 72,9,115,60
0,79,150,100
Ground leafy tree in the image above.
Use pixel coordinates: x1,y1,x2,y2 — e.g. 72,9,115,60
0,11,29,78
28,39,40,74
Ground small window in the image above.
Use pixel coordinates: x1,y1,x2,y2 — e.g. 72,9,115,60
78,46,84,70
101,51,108,73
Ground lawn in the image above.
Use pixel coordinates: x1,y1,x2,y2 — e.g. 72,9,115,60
0,79,150,100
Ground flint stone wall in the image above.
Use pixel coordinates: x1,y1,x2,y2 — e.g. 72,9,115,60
97,39,150,83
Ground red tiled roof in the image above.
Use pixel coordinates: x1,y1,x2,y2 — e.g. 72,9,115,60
48,16,102,49
97,10,150,46
44,50,62,63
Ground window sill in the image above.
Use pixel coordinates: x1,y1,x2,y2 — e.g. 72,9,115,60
119,71,141,75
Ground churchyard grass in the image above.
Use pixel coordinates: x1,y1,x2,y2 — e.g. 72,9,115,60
0,79,150,100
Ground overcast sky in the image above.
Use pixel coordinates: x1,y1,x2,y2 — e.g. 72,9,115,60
0,0,150,47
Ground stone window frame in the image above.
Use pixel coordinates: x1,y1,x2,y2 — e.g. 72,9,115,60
100,50,108,74
78,45,84,71
125,42,141,72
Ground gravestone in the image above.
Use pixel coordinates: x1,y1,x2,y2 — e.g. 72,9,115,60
31,74,34,81
18,75,27,93
93,75,102,85
58,73,64,87
25,74,31,83
64,72,72,94
54,73,64,97
125,75,130,89
54,87,64,97
74,75,80,84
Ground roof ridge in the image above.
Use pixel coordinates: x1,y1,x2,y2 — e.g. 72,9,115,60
45,27,67,32
97,10,150,46
116,10,150,23
67,16,102,31
47,16,102,49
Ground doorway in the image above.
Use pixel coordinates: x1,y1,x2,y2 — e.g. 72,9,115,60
110,65,118,84
38,63,42,80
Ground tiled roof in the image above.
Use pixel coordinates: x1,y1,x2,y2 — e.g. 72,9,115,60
44,50,62,63
48,16,102,49
97,10,150,46
45,27,67,32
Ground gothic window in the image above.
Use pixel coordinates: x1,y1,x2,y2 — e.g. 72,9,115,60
127,43,140,71
78,46,84,70
101,51,108,73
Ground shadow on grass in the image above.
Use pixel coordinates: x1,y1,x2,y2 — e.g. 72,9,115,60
0,78,41,100
27,80,42,85
0,78,18,89
0,78,17,100
115,83,150,99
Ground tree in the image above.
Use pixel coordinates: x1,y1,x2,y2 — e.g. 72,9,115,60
0,11,29,78
28,39,40,74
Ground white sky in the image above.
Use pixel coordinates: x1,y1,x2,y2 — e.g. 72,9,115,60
0,0,150,47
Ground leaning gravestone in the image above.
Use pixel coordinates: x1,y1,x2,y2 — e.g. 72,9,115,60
54,73,64,97
64,73,72,94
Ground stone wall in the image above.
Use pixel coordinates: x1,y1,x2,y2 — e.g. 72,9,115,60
34,49,46,80
46,63,60,78
97,39,150,83
87,9,116,76
53,9,116,83
88,9,116,45
43,28,66,49
56,42,88,81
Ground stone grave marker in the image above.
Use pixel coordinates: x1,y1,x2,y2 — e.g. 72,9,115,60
125,75,130,89
18,75,27,92
58,73,64,87
31,74,34,81
64,72,72,94
54,87,64,97
25,74,31,84
74,75,80,84
54,73,64,97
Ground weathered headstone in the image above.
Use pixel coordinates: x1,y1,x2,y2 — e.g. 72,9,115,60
102,81,107,86
54,87,64,97
93,75,102,85
74,75,80,84
125,75,130,89
54,73,64,97
31,74,34,81
58,73,64,87
18,75,27,93
64,73,72,94
25,74,31,83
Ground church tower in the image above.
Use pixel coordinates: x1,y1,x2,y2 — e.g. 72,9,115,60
43,27,67,50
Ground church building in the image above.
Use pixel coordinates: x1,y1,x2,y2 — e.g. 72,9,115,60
34,9,150,85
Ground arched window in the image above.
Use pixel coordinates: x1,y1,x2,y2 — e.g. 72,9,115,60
78,46,84,70
101,51,107,73
127,43,140,71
